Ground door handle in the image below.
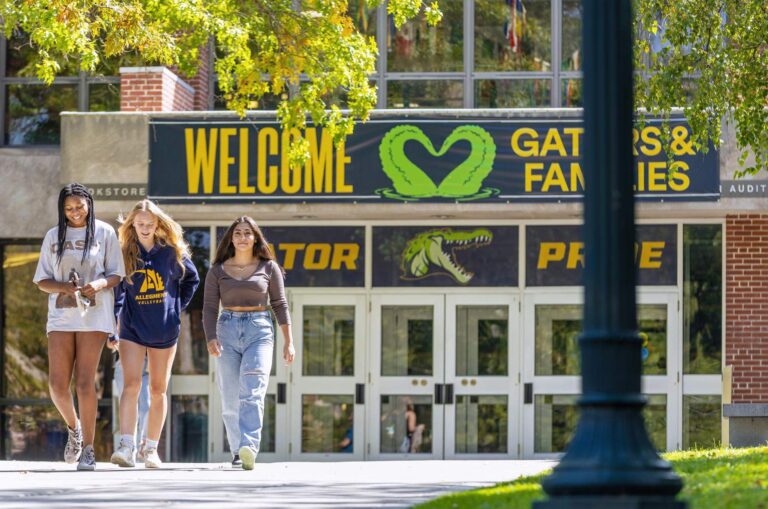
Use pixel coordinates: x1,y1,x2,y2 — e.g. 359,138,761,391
524,383,533,404
444,383,454,405
355,383,365,404
277,382,287,404
434,383,444,405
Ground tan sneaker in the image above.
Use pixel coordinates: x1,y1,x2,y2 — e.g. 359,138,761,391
144,447,162,469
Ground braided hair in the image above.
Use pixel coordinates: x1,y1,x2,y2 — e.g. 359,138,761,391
56,183,95,265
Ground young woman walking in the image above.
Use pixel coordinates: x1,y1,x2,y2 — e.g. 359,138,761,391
33,183,125,470
110,200,199,468
204,216,295,470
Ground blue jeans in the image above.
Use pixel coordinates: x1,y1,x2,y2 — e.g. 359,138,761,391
216,310,274,454
114,355,150,442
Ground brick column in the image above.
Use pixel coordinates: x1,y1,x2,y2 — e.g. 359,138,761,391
120,66,195,112
726,214,768,403
185,43,212,111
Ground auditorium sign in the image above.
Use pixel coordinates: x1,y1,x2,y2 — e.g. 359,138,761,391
148,117,719,204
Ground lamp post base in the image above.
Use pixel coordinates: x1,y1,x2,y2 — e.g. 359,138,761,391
534,496,687,509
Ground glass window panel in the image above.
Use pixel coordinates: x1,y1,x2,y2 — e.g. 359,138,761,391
475,79,551,108
381,306,433,376
683,395,721,449
474,0,552,72
380,395,432,453
561,0,582,71
1,402,112,461
171,395,208,462
456,306,508,376
535,305,581,376
173,228,210,375
643,394,667,451
262,394,277,453
5,84,78,145
3,244,49,398
5,33,80,77
455,395,508,453
561,79,582,107
535,394,665,453
535,304,667,375
301,394,354,453
94,52,145,76
387,0,463,72
534,394,577,453
303,306,355,376
348,0,377,39
387,80,463,109
683,225,722,374
213,80,284,110
295,82,376,110
88,83,121,112
639,305,667,375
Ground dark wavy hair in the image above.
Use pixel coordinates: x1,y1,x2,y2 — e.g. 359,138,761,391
213,216,276,266
56,183,95,264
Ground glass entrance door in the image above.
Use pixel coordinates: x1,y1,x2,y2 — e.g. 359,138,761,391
369,294,445,459
522,291,680,458
167,226,213,462
290,294,367,460
444,294,520,459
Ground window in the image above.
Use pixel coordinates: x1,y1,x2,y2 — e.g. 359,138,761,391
1,34,123,146
683,225,722,374
1,242,115,460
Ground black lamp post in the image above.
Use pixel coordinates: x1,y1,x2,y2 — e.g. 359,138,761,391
534,0,685,507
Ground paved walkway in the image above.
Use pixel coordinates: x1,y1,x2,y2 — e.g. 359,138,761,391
0,459,555,508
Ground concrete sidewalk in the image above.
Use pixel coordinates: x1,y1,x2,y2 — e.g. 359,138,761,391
0,459,555,508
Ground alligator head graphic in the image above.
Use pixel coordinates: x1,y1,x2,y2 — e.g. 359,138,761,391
401,228,493,284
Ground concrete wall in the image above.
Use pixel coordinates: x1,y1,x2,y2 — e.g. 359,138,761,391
0,147,60,238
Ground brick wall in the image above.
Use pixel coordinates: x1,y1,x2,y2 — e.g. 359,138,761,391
726,214,768,403
120,67,195,112
185,44,212,111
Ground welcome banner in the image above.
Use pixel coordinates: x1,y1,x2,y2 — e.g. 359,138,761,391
149,117,719,203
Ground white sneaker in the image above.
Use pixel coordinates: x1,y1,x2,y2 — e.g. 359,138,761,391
144,447,162,468
110,442,135,468
238,446,256,471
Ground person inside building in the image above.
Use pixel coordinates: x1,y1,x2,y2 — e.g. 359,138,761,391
203,216,295,470
33,183,125,471
110,200,199,468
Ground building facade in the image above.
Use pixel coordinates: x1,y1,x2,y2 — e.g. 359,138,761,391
0,0,763,463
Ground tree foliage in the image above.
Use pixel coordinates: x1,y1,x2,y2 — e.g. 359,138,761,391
1,0,766,173
0,0,440,165
635,0,768,175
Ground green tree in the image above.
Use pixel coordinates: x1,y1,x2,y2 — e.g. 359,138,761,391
0,0,441,165
2,1,765,173
635,0,768,175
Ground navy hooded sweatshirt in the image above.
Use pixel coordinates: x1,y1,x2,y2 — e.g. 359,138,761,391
115,243,200,349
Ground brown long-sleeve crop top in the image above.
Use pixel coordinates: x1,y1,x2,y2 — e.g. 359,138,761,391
202,259,291,341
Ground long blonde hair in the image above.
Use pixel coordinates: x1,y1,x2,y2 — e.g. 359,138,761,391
118,200,190,284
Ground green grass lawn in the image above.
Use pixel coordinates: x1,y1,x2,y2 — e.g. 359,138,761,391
416,447,768,509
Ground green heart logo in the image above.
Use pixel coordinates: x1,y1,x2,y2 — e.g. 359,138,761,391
377,125,497,200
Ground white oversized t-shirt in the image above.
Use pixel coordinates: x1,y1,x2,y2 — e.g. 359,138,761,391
33,220,125,334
